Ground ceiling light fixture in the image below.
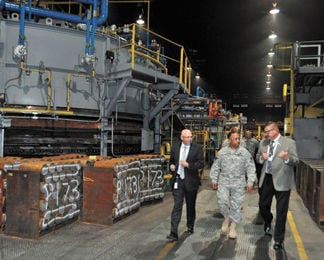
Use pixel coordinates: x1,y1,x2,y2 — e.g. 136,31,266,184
267,63,273,68
270,1,280,15
270,7,280,15
268,49,275,56
268,31,277,39
195,73,200,79
136,14,145,25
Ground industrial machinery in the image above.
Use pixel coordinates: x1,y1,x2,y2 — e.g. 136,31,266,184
0,0,194,158
0,1,233,236
174,96,226,166
0,0,199,234
274,40,324,159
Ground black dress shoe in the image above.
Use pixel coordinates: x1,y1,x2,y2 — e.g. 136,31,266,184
264,223,272,236
184,228,194,235
273,242,284,250
166,233,178,242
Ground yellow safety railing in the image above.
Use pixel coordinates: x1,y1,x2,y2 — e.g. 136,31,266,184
113,23,192,93
26,2,192,93
0,61,74,115
192,130,209,163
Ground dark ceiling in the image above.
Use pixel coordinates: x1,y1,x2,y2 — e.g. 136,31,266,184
108,0,324,102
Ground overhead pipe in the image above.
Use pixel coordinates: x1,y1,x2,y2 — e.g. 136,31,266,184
1,0,108,68
0,0,108,26
27,0,31,21
18,0,26,45
85,9,91,54
90,0,98,55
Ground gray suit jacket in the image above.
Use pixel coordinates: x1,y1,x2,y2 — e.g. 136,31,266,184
256,135,299,191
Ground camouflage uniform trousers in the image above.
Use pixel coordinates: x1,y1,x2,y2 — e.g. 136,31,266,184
217,183,245,223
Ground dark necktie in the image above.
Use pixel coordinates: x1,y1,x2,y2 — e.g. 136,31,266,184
269,141,274,156
267,141,274,173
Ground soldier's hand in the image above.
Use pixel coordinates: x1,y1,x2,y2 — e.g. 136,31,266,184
211,181,218,190
246,185,253,192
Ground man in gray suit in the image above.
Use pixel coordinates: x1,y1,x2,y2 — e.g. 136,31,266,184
256,121,299,251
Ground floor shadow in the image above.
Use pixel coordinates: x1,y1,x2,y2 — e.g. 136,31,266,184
275,248,288,260
213,210,224,219
198,234,237,259
252,211,264,225
251,235,272,260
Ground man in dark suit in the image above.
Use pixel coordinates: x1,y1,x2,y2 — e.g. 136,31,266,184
256,121,299,250
166,129,204,242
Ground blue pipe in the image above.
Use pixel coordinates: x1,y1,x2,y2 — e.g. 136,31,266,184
196,86,206,97
0,0,108,25
75,0,96,4
90,0,98,55
85,9,91,54
28,0,31,21
18,1,26,45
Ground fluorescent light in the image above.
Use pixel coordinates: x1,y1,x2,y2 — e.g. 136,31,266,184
270,8,280,15
268,32,277,39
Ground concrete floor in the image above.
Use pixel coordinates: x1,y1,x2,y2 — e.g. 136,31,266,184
0,170,323,259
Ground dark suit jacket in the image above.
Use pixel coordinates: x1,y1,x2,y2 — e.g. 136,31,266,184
170,141,204,191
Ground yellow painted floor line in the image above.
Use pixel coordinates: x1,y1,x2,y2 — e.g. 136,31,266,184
287,210,308,260
155,241,176,260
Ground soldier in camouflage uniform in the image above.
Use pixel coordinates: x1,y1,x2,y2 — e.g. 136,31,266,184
210,132,256,239
243,130,259,159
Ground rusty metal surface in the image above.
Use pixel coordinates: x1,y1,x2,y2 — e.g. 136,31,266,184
5,171,40,238
0,175,3,229
3,161,83,238
296,159,324,227
82,167,114,225
0,154,166,238
83,156,166,223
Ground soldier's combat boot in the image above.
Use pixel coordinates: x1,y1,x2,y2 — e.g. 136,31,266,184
221,216,230,234
228,222,237,239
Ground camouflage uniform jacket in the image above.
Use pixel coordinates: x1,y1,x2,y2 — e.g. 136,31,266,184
210,145,256,187
244,137,259,157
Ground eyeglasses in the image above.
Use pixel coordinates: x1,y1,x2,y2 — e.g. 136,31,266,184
182,136,192,138
264,128,274,133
